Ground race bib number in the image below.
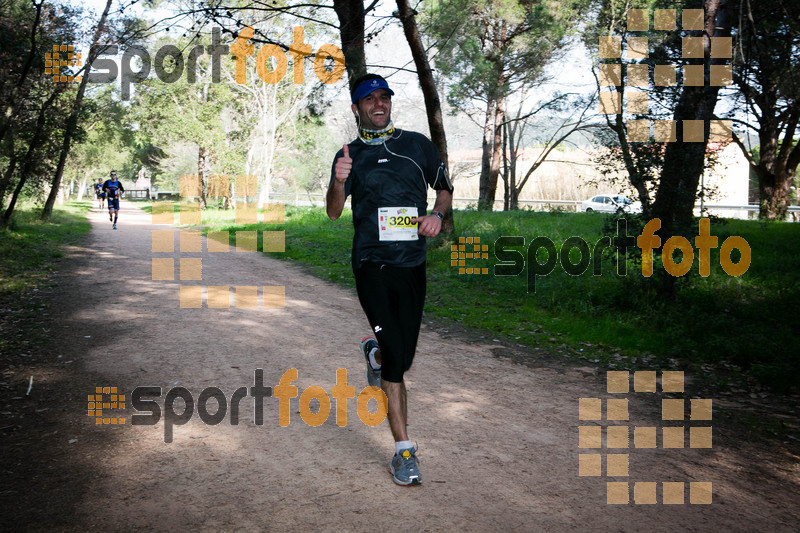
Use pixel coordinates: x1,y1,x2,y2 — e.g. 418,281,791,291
378,207,418,241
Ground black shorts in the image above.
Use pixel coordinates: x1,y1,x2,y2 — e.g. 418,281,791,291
354,262,426,383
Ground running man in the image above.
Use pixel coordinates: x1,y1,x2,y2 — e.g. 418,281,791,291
94,178,105,209
327,74,453,486
103,171,124,229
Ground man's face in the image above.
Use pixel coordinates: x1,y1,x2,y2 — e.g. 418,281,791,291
352,89,392,131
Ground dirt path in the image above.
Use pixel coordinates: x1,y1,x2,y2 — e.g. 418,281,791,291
2,200,799,532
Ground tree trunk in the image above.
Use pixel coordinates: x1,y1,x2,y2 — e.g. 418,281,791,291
76,169,89,201
2,167,30,227
41,0,113,221
478,98,504,210
2,91,60,227
758,167,794,219
755,108,799,219
502,119,509,211
0,154,18,208
0,0,44,148
333,0,367,89
651,0,733,237
197,146,212,210
395,0,454,232
478,100,495,209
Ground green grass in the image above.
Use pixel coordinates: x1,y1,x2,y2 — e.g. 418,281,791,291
0,202,92,296
0,202,92,357
174,204,800,392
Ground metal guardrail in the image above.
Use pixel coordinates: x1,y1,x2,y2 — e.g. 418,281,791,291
696,204,800,212
125,189,150,199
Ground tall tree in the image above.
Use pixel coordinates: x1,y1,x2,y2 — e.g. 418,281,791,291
41,0,114,221
501,92,598,210
0,0,44,148
131,32,236,209
395,0,447,165
651,0,735,236
396,0,453,230
584,0,665,215
425,0,583,209
1,0,83,222
587,0,737,232
2,90,64,226
730,0,800,220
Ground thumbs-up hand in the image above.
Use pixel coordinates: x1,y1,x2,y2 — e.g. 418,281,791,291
334,144,352,184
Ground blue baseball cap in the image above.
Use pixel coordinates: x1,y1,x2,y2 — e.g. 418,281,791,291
351,75,394,104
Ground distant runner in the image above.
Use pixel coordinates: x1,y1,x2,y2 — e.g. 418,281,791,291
94,178,105,209
103,171,124,230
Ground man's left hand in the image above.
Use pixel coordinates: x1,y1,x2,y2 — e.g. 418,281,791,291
411,214,442,238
